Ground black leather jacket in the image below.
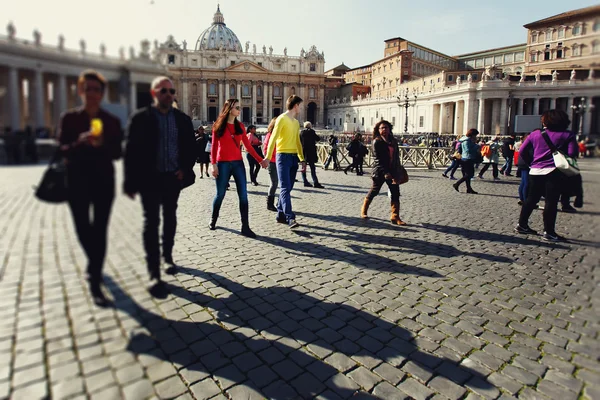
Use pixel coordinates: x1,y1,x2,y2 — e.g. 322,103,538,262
371,136,401,181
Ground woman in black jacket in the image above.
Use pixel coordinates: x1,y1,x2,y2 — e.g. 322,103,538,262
361,120,407,225
344,133,367,175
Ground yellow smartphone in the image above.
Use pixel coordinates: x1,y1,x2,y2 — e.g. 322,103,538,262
90,118,103,137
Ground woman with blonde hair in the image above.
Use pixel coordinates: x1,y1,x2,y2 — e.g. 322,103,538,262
209,99,268,237
262,118,279,211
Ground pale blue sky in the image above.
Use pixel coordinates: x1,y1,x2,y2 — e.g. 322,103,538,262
5,0,599,69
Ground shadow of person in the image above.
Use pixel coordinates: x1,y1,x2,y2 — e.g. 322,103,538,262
419,222,570,249
105,269,498,399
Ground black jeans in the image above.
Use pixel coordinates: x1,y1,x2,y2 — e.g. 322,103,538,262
479,163,498,178
366,175,399,203
301,161,320,184
67,174,115,285
140,173,181,278
518,169,565,235
345,156,364,175
455,159,475,191
247,146,263,183
324,150,339,170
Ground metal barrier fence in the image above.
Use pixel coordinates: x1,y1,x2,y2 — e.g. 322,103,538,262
316,144,454,169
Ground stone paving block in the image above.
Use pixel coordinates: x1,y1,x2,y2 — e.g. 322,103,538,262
373,362,405,386
189,378,222,400
501,365,538,386
51,376,85,399
398,377,435,400
347,366,381,391
290,372,326,398
324,353,357,372
263,380,299,400
465,376,500,399
146,361,178,383
486,372,522,395
427,375,467,400
273,359,303,381
372,381,410,400
10,380,48,400
248,365,278,388
537,379,579,400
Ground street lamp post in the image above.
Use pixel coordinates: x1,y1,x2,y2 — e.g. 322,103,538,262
571,97,595,139
396,88,418,134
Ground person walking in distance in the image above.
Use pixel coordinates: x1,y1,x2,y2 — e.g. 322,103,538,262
58,70,122,306
209,99,268,237
500,134,516,176
477,136,501,180
124,76,196,298
300,121,324,188
442,137,461,179
263,118,279,211
195,126,210,178
361,120,407,225
452,129,480,194
323,134,340,170
246,125,263,186
264,95,306,228
344,133,367,176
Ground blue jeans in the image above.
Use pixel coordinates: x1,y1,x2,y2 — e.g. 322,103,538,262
212,160,249,226
444,159,460,177
276,153,298,222
501,156,513,174
518,168,529,201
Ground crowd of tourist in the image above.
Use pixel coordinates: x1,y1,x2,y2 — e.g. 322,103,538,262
46,68,589,306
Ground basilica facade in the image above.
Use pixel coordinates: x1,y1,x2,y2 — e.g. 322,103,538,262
156,6,326,125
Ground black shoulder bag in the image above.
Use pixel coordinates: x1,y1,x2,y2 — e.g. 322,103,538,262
34,148,68,203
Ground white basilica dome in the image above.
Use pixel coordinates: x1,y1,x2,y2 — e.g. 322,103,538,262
195,5,243,52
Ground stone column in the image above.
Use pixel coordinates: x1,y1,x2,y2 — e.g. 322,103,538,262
318,86,325,126
477,98,485,134
182,78,189,114
252,81,257,124
56,74,67,115
267,83,272,121
499,98,508,136
219,80,224,106
550,98,556,109
490,99,500,135
437,103,444,133
201,80,207,122
129,81,137,113
225,81,230,99
262,83,268,123
453,102,462,135
282,83,288,103
237,82,242,101
533,98,539,115
583,98,593,136
8,67,21,130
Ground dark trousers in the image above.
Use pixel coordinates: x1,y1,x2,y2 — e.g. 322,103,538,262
444,159,460,177
140,173,181,278
301,161,320,184
67,176,115,285
501,155,514,174
479,163,498,178
455,159,475,191
366,175,400,203
518,168,529,201
324,150,339,170
518,169,565,235
247,147,263,183
344,156,364,175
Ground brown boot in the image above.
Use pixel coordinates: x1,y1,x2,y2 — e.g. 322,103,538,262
390,201,407,225
361,198,372,219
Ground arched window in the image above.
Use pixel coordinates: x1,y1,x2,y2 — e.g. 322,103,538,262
290,87,295,95
257,86,262,97
209,83,216,95
274,86,281,96
309,87,315,98
229,85,235,97
192,83,197,95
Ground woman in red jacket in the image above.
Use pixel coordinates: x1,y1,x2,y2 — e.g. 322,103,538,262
210,99,268,237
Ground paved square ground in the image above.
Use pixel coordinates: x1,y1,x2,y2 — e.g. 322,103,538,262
0,160,598,399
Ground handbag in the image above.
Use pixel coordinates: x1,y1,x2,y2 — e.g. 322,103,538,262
205,141,212,153
34,149,68,203
398,165,409,185
452,151,462,160
540,130,580,176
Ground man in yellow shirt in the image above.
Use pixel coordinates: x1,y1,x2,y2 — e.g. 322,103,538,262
264,95,305,228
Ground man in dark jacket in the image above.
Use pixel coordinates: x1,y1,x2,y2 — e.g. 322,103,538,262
300,122,324,188
124,76,196,297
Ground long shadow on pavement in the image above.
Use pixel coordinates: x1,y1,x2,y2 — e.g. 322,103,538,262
105,270,498,399
419,223,569,250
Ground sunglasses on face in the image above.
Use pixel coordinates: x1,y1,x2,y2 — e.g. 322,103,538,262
84,86,103,94
233,106,241,110
159,88,176,95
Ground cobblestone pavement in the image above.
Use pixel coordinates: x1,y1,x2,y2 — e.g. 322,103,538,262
0,159,599,400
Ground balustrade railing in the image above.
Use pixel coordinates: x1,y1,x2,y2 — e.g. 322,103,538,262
316,143,453,169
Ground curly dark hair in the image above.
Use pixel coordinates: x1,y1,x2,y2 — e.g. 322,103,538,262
372,120,393,141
